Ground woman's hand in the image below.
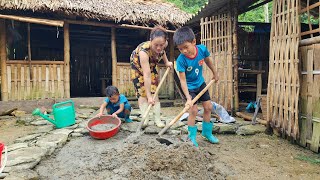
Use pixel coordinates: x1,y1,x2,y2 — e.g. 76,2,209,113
96,112,104,118
165,61,173,69
147,96,155,105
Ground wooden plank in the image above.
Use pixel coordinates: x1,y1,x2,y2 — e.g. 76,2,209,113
21,66,25,100
17,64,21,100
310,121,320,152
45,66,49,98
41,65,46,98
7,65,11,99
38,65,42,98
0,19,8,101
53,64,57,98
13,65,17,100
26,65,30,99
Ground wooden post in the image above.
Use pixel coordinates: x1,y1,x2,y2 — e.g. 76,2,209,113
111,27,117,86
64,22,70,98
0,19,8,101
27,23,32,80
168,34,174,99
232,0,239,112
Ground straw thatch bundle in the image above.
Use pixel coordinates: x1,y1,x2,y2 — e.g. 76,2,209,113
0,0,190,26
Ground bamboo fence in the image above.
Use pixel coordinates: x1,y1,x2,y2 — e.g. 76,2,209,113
200,13,233,112
268,0,300,140
5,61,65,100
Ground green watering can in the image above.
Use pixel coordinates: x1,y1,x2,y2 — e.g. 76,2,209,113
32,100,76,128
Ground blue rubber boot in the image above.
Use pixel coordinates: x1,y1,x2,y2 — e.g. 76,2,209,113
188,126,199,147
202,121,219,144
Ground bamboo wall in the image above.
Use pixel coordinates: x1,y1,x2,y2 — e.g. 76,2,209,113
116,63,170,98
299,44,320,153
267,0,300,140
5,61,65,100
200,13,233,111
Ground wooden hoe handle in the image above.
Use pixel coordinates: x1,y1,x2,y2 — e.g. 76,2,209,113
137,67,171,130
159,79,215,136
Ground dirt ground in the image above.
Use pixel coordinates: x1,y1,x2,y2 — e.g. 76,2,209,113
1,107,320,179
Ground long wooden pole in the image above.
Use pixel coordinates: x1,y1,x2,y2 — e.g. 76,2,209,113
232,0,239,112
111,27,117,86
0,14,64,27
0,19,8,101
159,79,215,136
64,22,70,98
168,34,174,99
27,23,32,80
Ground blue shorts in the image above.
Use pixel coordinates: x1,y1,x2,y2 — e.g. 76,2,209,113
106,103,131,118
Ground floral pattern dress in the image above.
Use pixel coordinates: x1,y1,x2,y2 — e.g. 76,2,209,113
130,41,164,98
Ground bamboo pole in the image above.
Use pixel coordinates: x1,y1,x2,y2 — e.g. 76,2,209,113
0,14,64,27
64,22,70,98
28,23,32,80
168,34,174,99
0,19,8,101
111,27,117,86
232,0,239,112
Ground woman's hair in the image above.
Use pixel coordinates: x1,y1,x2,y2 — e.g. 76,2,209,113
150,26,168,41
105,86,119,97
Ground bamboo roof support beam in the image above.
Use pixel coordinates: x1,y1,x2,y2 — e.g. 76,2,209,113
0,19,8,101
64,22,70,98
0,14,64,27
111,27,117,87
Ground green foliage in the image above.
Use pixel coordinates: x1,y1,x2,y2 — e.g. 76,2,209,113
167,0,208,14
239,2,273,23
296,154,320,165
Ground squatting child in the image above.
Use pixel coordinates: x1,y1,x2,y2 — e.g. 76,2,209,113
96,86,132,123
173,26,219,147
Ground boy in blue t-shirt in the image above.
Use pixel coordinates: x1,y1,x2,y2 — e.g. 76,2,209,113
173,26,219,147
96,86,132,123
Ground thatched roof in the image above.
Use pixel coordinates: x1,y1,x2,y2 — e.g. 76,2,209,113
0,0,191,27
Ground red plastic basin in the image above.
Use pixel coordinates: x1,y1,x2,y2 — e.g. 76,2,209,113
86,115,121,140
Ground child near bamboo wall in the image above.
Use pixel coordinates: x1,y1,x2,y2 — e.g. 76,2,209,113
96,86,132,123
173,26,219,147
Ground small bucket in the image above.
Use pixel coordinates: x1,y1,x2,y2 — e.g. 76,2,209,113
0,142,8,173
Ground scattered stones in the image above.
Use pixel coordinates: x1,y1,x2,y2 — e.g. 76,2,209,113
236,124,266,135
7,143,29,152
30,120,51,126
216,123,237,134
11,110,26,117
4,147,46,171
64,124,79,130
121,122,139,132
4,169,39,180
0,173,8,179
76,108,96,114
0,116,13,120
50,129,73,136
33,125,54,134
71,133,83,137
36,133,69,155
16,115,35,125
14,134,42,143
144,126,161,134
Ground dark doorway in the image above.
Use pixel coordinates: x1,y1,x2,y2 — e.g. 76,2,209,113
70,25,112,97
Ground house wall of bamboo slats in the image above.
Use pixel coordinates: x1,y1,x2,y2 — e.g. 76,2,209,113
299,44,320,153
298,1,320,153
267,0,300,140
116,63,170,98
200,13,234,112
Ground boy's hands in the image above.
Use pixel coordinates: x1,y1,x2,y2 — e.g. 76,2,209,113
96,112,104,118
111,113,118,119
165,62,173,69
212,73,219,83
185,97,193,109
